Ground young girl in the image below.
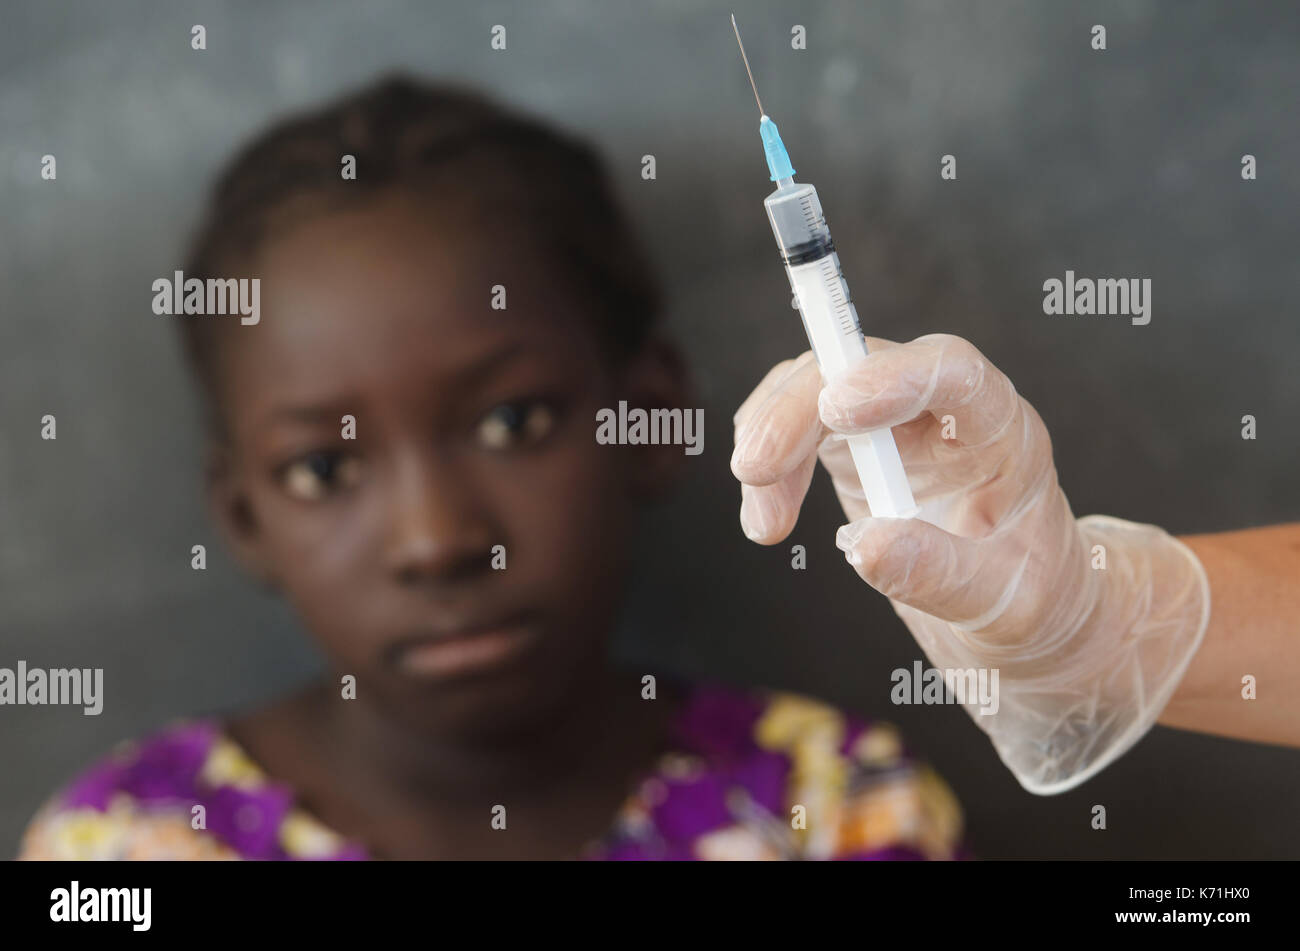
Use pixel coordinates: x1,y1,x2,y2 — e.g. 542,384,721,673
19,75,964,861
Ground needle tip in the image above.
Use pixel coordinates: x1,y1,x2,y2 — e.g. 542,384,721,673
731,15,765,117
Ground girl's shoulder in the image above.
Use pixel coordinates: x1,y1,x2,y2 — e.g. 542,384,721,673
18,718,365,861
586,678,968,860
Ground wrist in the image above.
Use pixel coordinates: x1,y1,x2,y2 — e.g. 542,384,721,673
982,515,1211,793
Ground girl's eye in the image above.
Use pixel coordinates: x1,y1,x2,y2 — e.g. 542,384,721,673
279,451,362,501
476,400,558,450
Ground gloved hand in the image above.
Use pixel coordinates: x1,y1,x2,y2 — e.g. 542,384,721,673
730,334,1211,794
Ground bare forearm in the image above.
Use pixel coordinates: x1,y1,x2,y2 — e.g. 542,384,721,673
1158,522,1300,746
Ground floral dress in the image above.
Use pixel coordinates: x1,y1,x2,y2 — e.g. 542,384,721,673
19,681,966,861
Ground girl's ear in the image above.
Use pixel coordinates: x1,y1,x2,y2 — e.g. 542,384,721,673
618,334,698,502
204,443,280,592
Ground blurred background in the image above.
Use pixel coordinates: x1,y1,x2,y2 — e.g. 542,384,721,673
2,0,1297,858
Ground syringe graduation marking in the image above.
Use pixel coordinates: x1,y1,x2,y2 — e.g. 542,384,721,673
817,257,860,336
799,195,818,227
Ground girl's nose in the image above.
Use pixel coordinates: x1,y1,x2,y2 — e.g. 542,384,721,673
382,446,497,585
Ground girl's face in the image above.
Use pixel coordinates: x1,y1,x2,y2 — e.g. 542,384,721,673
206,187,678,740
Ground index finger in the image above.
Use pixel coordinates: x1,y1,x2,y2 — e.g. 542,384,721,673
818,333,1019,447
731,353,826,486
733,350,816,438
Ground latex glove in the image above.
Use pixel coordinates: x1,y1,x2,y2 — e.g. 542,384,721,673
730,334,1211,794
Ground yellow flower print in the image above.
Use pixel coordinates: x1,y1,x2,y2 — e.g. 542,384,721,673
755,694,844,752
199,737,266,789
280,810,347,859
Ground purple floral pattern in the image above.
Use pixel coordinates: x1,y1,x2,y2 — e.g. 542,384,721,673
20,682,965,861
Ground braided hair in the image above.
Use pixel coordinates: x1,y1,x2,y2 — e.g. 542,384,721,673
177,72,662,440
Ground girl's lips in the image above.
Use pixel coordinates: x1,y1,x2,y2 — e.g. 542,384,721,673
392,621,540,680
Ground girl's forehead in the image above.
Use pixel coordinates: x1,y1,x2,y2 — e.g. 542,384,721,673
203,183,615,433
259,190,596,324
260,188,555,281
223,277,597,390
211,205,606,422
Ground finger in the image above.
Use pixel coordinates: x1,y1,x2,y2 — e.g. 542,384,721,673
861,335,902,354
739,453,818,543
815,416,940,518
733,350,816,438
731,354,827,486
819,334,1019,448
732,340,898,449
819,416,937,482
834,515,1028,627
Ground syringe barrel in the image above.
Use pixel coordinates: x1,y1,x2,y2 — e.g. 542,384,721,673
763,182,920,519
764,181,834,267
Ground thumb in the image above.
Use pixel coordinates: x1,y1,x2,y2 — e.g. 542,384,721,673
835,517,1027,628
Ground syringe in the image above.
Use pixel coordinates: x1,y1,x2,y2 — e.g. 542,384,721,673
732,16,920,520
